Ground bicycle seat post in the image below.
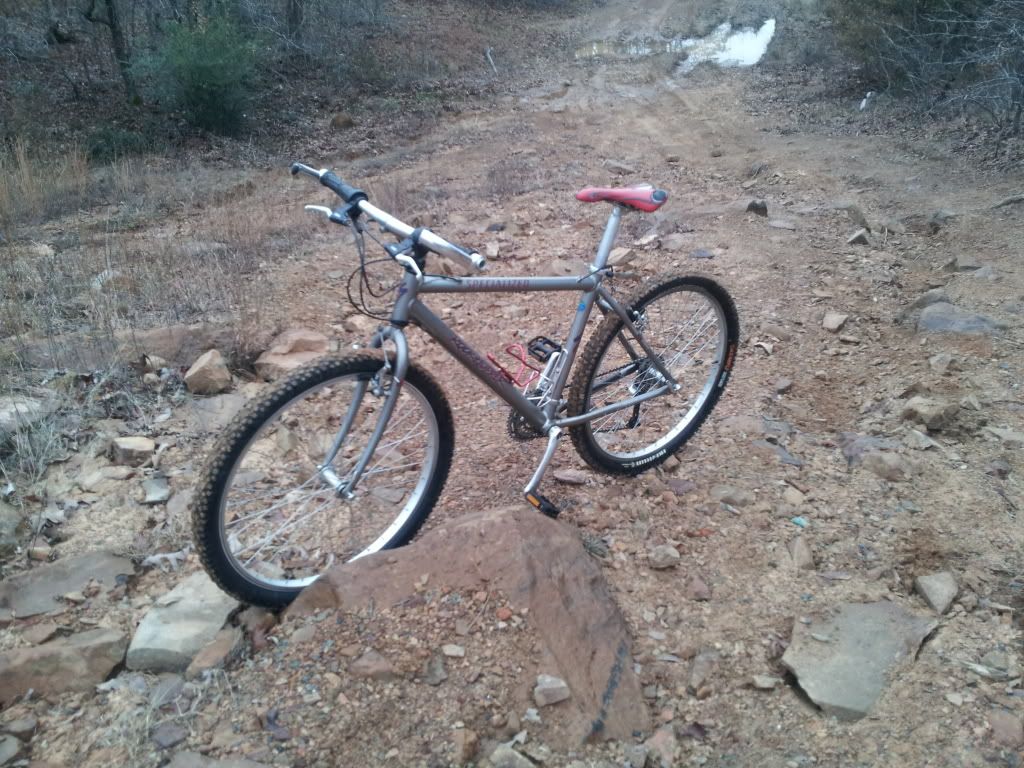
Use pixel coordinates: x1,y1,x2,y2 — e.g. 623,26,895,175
592,206,624,271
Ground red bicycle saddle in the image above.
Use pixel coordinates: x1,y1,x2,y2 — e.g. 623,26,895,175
575,185,668,213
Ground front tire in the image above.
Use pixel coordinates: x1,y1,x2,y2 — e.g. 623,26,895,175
567,275,739,475
191,354,454,608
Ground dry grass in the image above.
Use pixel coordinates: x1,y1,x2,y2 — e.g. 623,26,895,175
0,137,89,227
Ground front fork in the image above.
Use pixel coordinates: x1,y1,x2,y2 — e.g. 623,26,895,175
317,326,409,497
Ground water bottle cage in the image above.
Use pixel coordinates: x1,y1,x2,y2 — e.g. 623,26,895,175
486,343,542,388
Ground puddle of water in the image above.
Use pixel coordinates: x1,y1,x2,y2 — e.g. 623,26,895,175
677,19,776,73
574,19,776,73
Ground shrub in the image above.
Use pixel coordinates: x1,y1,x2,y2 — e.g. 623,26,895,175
144,19,259,135
826,0,1024,134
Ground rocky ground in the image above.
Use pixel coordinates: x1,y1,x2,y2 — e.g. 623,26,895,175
2,0,1024,766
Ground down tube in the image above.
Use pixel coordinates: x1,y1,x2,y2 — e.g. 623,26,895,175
408,301,548,434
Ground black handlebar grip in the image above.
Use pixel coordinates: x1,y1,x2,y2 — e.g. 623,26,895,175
319,171,367,204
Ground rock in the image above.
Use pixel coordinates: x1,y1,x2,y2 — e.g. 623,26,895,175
768,219,797,230
489,744,533,768
752,675,781,690
775,378,793,394
984,427,1024,447
0,735,21,765
914,571,958,614
553,469,588,486
987,458,1012,478
974,265,998,280
349,649,397,680
0,628,127,704
182,393,248,433
127,572,239,672
846,229,870,245
452,728,478,763
710,484,753,507
943,254,980,272
685,574,711,601
687,650,718,694
788,536,815,570
661,233,689,252
0,394,56,441
623,743,648,768
667,478,696,495
781,602,937,721
142,476,171,505
183,350,232,395
79,464,135,492
0,501,27,558
751,440,803,467
165,751,268,768
989,709,1024,747
917,303,1003,335
644,725,678,768
422,653,447,686
928,353,959,375
762,323,793,341
186,627,242,679
609,247,635,267
442,643,465,658
745,199,769,217
534,674,571,706
862,451,918,482
287,506,650,746
254,329,329,381
911,289,949,310
648,545,681,570
111,436,155,466
605,160,637,176
2,716,37,740
691,248,714,259
0,551,133,620
152,721,188,749
901,396,959,431
822,312,848,333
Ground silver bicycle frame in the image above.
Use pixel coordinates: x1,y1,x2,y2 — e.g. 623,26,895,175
329,206,680,499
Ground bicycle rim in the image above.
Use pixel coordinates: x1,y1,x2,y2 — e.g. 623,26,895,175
217,371,440,591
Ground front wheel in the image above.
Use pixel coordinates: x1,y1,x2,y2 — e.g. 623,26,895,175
567,275,739,474
191,354,454,608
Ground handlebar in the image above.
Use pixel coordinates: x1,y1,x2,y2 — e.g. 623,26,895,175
291,161,486,272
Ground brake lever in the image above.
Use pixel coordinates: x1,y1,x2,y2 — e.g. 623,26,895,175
304,204,333,218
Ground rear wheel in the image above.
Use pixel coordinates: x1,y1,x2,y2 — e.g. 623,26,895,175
567,275,738,474
191,354,454,607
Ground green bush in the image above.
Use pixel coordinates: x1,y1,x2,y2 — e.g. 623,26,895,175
146,20,259,135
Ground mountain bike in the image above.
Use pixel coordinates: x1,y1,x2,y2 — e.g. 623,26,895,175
191,162,739,607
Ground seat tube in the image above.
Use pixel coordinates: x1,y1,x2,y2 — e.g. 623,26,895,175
592,206,623,270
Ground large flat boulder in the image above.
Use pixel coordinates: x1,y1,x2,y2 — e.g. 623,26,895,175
0,552,134,621
127,572,239,672
288,506,650,745
0,628,127,704
782,602,936,721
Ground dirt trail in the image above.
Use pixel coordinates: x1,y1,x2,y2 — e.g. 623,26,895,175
3,1,1023,766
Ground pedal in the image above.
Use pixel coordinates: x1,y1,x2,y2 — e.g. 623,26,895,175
527,336,562,363
525,491,561,519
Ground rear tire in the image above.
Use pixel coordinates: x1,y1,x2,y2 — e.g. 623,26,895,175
191,354,454,608
567,275,738,475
